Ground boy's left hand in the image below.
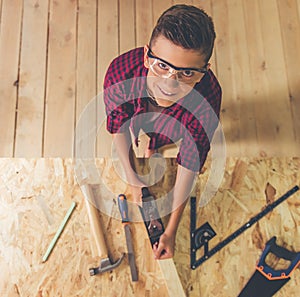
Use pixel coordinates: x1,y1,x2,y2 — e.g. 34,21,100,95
153,232,175,260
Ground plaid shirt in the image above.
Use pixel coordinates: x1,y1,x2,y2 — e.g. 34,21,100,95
103,47,222,172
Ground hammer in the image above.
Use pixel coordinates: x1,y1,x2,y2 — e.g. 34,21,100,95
80,184,124,275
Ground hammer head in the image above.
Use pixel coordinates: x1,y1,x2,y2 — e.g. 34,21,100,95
89,254,125,276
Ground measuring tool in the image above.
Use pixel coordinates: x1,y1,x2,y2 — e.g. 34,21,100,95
190,185,299,269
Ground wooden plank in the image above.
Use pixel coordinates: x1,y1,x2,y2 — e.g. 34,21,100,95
96,0,119,157
297,0,300,26
0,0,23,156
14,0,48,157
277,0,300,153
242,0,278,157
77,0,97,118
136,0,153,46
119,0,135,53
158,260,187,297
257,0,295,155
0,0,3,27
173,0,192,4
130,156,187,296
97,0,119,90
192,0,217,78
43,0,77,157
227,0,258,156
75,0,97,158
213,0,241,156
152,0,172,25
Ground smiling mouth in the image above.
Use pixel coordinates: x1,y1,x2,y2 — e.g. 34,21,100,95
157,85,177,97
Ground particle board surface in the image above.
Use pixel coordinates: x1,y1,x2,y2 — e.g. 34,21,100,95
0,158,173,297
0,157,299,296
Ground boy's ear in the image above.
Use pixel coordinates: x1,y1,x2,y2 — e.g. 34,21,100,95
144,45,149,68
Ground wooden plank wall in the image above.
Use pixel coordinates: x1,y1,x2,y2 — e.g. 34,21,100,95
0,0,300,157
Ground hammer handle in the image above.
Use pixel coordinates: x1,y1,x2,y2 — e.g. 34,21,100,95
81,184,108,258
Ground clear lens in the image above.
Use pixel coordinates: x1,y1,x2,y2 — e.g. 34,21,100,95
149,57,202,83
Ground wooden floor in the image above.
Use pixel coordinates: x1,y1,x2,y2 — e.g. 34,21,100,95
0,0,300,157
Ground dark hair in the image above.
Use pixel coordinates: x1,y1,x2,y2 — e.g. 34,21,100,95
149,5,216,62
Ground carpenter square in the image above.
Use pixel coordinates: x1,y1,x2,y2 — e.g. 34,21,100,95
118,194,138,282
190,185,299,269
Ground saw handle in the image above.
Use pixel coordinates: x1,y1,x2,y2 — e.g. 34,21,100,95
118,194,129,224
81,184,108,258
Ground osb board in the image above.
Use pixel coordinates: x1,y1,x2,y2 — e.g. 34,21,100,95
0,158,299,297
0,159,170,297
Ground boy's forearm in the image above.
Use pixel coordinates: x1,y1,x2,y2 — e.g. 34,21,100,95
112,132,138,183
164,199,189,236
164,164,196,236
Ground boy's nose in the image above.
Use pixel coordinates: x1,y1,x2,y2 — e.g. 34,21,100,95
164,76,179,88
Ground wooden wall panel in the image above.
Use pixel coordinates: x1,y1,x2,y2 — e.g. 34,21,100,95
173,0,192,4
227,0,258,156
243,0,277,157
213,0,241,156
96,0,119,158
75,0,97,158
258,0,295,155
192,0,217,71
15,0,48,157
119,0,136,54
277,0,300,151
77,0,97,117
0,1,300,156
43,0,77,157
152,0,172,26
0,0,23,156
0,0,3,27
97,0,119,90
136,0,153,46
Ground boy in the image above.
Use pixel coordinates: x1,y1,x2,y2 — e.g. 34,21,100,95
103,5,222,259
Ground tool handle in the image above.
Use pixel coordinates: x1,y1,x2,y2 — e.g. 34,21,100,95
118,194,129,223
81,184,108,258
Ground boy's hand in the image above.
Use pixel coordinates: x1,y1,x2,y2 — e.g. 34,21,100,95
153,232,175,260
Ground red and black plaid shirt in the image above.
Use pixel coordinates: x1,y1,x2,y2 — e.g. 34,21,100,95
103,47,222,172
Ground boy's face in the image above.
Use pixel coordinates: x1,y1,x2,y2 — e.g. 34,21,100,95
144,35,209,108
